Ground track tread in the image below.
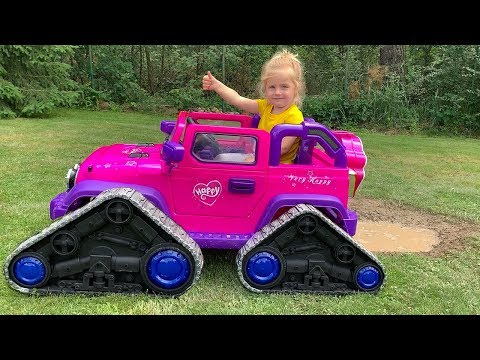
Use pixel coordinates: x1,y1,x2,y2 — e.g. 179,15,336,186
236,204,386,294
4,187,203,296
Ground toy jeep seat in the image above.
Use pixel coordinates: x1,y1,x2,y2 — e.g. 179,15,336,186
252,113,316,165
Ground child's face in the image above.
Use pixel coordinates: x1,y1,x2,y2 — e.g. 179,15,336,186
265,71,296,111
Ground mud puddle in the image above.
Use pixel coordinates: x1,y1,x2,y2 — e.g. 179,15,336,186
354,221,439,252
349,197,480,256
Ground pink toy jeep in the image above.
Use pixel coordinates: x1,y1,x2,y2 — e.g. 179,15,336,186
5,111,385,297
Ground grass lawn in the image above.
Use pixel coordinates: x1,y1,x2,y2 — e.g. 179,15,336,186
0,108,479,315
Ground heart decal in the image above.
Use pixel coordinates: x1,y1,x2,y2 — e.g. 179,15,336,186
193,180,222,206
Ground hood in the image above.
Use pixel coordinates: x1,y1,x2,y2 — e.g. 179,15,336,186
75,143,163,183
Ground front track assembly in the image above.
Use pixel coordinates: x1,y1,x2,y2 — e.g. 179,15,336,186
5,188,203,297
237,204,385,295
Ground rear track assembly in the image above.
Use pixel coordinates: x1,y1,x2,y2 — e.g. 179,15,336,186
237,204,385,295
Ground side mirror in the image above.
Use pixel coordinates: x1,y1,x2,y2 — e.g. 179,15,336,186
162,141,184,164
160,120,176,135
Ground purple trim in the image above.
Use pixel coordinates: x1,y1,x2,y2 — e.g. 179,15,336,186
255,194,358,236
296,118,316,164
188,232,252,249
270,124,305,166
50,192,68,220
251,113,260,128
303,121,347,167
49,180,170,220
269,121,347,167
345,210,358,236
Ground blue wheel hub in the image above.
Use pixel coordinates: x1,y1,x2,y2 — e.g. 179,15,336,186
246,251,281,285
13,256,47,286
356,265,381,290
146,249,191,289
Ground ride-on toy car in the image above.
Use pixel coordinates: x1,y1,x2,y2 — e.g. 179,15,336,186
5,111,385,296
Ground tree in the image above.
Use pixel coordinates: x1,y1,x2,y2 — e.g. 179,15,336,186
0,45,78,118
379,45,406,76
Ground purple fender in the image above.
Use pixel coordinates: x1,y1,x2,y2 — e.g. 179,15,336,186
50,180,170,220
255,194,358,236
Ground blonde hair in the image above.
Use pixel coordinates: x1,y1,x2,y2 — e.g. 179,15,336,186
258,49,306,108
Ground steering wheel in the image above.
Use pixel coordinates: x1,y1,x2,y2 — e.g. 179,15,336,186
187,117,221,158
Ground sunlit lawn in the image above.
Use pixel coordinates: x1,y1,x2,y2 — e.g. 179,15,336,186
0,108,479,315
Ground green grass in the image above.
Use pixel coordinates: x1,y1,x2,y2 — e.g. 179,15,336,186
358,133,480,223
1,108,479,315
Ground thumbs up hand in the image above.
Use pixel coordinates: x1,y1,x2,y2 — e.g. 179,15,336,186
202,71,219,91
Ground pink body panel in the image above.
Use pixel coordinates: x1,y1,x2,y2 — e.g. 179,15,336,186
168,123,270,234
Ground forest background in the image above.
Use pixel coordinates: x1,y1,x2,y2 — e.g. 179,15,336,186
1,45,479,136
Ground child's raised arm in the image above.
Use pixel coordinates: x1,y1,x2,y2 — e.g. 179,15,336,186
202,71,258,114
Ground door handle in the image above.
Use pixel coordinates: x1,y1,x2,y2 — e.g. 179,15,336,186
228,178,255,194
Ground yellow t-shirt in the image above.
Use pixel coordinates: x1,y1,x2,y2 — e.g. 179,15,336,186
256,98,304,164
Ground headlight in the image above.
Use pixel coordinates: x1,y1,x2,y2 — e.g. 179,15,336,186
65,163,80,190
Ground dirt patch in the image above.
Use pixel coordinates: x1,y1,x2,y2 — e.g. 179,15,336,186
355,221,439,252
349,197,480,256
